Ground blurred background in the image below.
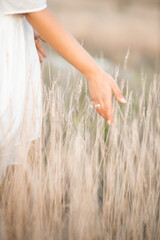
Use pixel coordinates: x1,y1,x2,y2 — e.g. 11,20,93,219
46,0,160,76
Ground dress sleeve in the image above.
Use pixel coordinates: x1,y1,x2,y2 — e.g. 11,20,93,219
1,0,47,15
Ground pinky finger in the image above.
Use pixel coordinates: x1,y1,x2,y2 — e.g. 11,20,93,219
38,52,43,63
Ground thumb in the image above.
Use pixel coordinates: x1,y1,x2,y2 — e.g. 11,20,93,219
110,80,126,104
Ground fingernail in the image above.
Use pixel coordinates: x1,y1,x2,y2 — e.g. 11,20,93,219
107,120,111,125
120,97,126,103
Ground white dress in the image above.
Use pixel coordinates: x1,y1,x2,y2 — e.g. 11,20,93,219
0,0,47,183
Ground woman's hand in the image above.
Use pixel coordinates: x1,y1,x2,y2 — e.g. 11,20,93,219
34,30,47,63
87,70,126,125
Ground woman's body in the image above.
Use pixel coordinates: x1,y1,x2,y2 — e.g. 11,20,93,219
0,0,47,183
0,0,126,183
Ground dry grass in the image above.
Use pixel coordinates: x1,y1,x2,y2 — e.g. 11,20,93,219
0,58,160,240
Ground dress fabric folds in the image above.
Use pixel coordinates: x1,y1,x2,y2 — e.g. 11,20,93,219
0,0,47,183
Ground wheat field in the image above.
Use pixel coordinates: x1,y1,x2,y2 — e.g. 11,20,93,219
0,57,160,240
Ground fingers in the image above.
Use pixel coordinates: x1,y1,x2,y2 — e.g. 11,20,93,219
35,39,47,59
94,103,113,125
104,97,113,125
34,30,47,42
38,52,43,63
34,36,47,63
109,78,126,104
93,90,113,125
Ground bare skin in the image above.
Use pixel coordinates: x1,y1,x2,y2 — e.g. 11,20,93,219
34,30,47,63
26,8,126,125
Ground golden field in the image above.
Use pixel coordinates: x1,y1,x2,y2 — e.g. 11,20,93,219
0,55,160,239
0,1,160,239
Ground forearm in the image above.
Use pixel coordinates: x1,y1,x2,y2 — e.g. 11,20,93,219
25,8,126,125
25,9,102,79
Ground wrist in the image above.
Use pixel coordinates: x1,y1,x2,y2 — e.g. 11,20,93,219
84,66,105,83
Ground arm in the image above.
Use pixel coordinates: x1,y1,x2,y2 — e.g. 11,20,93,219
25,8,126,125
